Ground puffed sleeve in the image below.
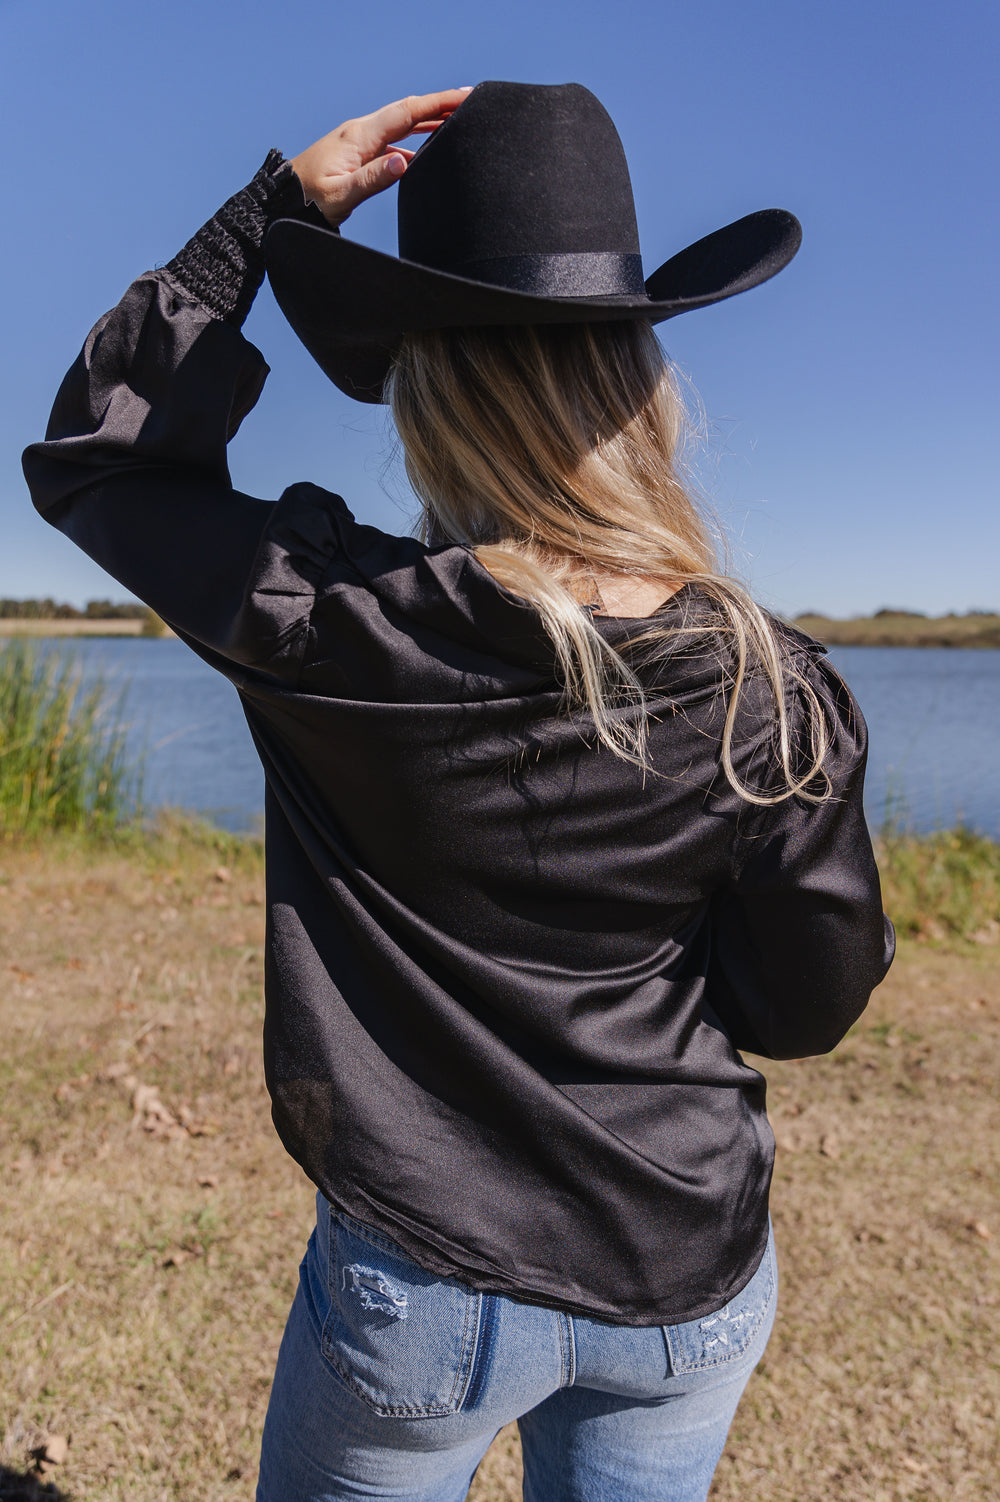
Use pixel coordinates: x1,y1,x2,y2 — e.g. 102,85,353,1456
707,650,895,1059
21,152,335,680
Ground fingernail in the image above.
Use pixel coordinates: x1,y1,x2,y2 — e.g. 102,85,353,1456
387,153,406,177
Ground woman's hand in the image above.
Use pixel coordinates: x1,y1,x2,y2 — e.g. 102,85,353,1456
289,89,473,227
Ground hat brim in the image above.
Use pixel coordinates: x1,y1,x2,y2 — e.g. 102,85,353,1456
264,209,801,404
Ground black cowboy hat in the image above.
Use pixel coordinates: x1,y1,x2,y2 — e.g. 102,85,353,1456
264,81,802,404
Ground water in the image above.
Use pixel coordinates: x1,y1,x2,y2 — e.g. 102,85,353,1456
826,647,1000,837
26,637,1000,838
34,637,264,834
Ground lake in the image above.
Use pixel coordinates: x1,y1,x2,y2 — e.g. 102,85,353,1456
23,637,1000,838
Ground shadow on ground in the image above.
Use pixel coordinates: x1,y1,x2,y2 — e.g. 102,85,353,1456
0,1466,71,1501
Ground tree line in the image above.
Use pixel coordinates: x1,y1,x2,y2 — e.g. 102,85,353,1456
0,598,147,620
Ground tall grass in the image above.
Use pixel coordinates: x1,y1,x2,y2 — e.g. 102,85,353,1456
0,639,140,836
876,825,1000,944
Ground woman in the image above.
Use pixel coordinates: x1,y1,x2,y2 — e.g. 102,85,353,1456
24,83,893,1502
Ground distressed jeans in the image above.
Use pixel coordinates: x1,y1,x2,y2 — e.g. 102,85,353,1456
256,1194,776,1502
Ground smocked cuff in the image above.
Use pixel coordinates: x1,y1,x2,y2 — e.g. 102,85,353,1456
165,149,316,327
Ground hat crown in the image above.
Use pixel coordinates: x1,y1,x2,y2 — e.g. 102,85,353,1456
398,82,641,278
264,79,802,402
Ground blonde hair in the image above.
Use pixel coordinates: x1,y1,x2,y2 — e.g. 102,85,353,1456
388,320,830,804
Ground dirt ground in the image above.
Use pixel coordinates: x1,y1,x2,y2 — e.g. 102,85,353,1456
0,834,997,1501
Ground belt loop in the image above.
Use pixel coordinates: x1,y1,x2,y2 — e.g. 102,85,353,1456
558,1311,577,1388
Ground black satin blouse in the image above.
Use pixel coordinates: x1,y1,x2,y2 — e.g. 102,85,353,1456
23,153,894,1325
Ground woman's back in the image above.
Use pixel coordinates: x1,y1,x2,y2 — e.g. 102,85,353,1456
214,472,888,1321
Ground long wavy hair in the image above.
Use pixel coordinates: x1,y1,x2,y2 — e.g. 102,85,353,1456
388,320,830,804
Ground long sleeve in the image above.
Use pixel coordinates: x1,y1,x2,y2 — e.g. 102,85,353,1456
22,152,332,679
707,653,895,1060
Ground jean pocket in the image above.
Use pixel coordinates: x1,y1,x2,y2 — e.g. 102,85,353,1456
664,1232,776,1375
321,1208,483,1417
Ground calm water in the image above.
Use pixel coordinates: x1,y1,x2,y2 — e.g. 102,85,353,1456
31,637,1000,837
827,646,1000,836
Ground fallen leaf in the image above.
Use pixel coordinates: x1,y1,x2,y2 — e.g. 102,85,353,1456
899,1455,929,1475
131,1082,182,1137
162,1248,190,1267
30,1432,69,1473
967,1220,992,1240
820,1133,842,1160
214,865,232,883
54,1074,92,1102
197,1174,219,1189
98,1061,132,1081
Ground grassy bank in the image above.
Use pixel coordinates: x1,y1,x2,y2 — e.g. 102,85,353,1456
878,828,1000,946
793,609,1000,648
0,819,997,1500
0,640,140,838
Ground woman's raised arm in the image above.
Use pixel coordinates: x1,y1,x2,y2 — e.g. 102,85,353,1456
21,91,470,677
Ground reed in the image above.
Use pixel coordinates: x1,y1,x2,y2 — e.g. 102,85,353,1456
0,638,140,837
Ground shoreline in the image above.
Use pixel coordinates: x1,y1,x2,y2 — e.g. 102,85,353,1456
2,611,997,647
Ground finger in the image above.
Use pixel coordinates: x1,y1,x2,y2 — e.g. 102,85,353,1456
353,88,473,155
326,150,409,222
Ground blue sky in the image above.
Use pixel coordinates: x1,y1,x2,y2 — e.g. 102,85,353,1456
2,0,996,617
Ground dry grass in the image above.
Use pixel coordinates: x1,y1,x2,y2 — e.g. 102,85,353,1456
1,830,997,1501
0,621,146,637
0,621,175,639
792,611,1000,649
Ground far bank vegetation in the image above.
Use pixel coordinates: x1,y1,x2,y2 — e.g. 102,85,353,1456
0,597,171,637
793,607,1000,648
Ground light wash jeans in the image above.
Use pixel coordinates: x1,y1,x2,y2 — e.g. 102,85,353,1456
256,1194,776,1502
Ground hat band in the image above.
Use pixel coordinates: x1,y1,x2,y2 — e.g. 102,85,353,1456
445,251,647,299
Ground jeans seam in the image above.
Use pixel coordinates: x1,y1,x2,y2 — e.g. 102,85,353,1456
559,1312,576,1387
460,1294,494,1411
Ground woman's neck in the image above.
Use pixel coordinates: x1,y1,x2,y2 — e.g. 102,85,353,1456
566,569,680,619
